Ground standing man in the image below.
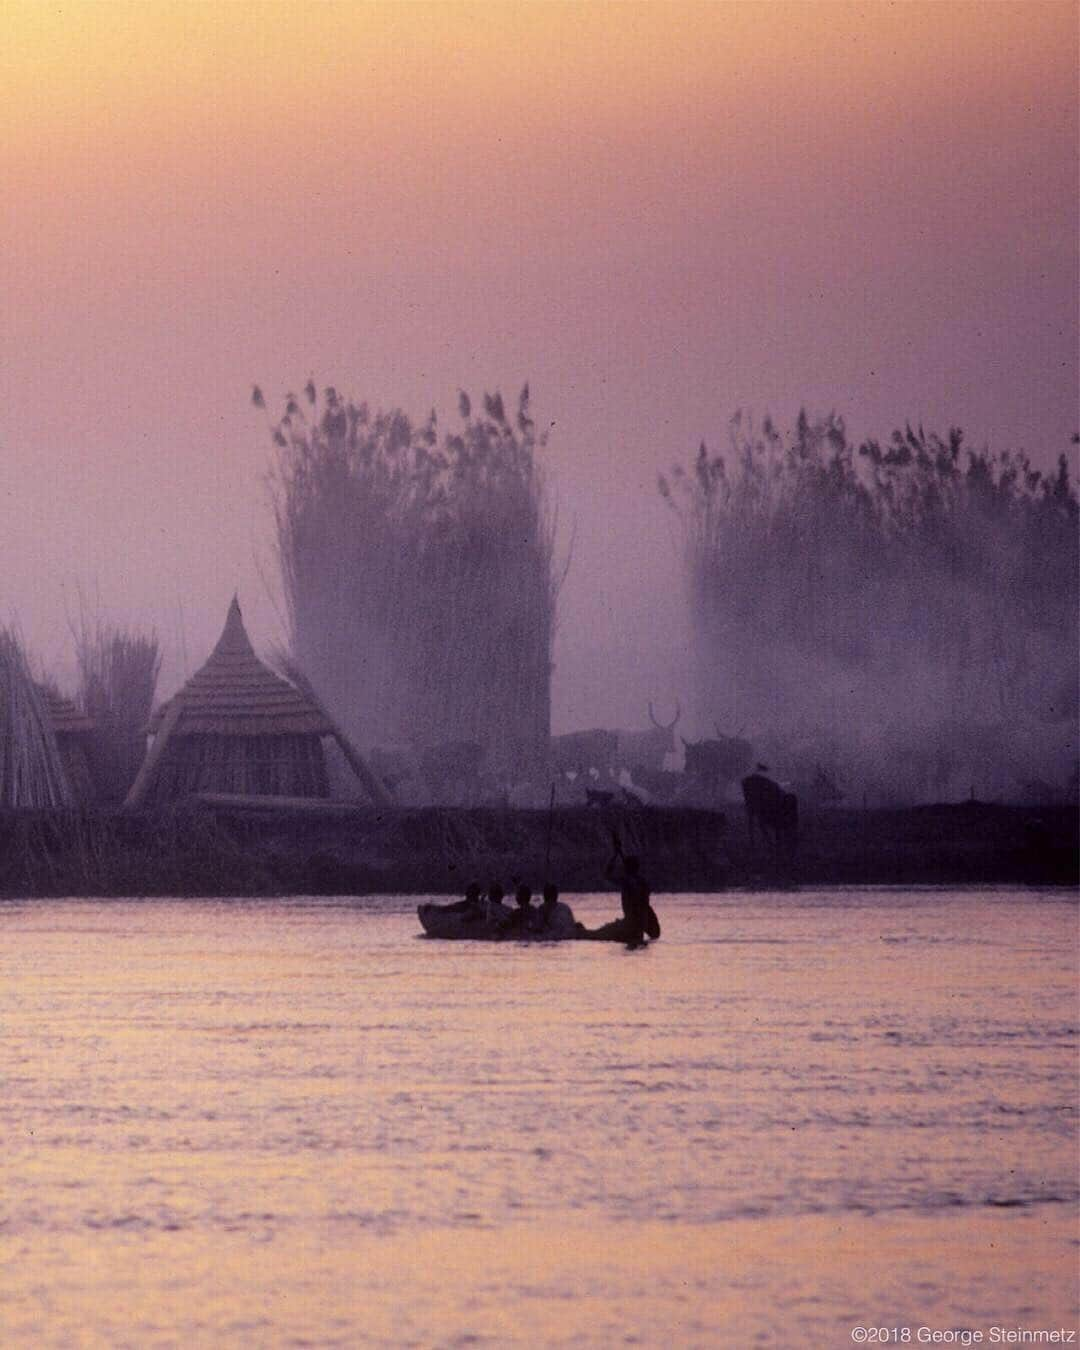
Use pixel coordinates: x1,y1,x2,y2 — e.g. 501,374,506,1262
599,831,661,947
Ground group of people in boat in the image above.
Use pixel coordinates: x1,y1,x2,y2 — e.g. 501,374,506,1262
434,833,661,948
444,879,580,939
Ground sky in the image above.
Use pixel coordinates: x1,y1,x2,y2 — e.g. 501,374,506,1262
1,0,1076,734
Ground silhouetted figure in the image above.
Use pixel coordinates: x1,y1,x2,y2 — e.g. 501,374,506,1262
502,882,536,935
443,880,484,914
742,766,798,853
579,833,660,946
417,880,496,937
484,881,511,928
534,882,578,939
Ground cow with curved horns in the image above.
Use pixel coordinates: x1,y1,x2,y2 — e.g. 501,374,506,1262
616,701,682,776
681,726,754,802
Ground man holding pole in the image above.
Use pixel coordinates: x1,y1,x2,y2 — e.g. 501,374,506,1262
577,831,661,947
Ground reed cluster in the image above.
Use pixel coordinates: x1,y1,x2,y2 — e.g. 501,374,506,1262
660,413,1079,801
269,384,560,781
74,618,162,804
0,628,71,807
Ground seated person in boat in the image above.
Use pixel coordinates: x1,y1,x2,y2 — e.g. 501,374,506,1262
443,881,484,915
533,882,578,939
484,881,512,927
501,882,536,935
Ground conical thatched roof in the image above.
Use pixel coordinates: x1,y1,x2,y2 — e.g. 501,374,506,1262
148,598,335,738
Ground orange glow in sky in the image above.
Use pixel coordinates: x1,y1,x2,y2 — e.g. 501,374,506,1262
1,1,1076,722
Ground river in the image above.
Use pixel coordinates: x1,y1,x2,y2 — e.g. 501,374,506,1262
0,889,1076,1347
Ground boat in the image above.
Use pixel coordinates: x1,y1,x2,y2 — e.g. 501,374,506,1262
418,902,498,939
417,901,659,943
417,901,577,941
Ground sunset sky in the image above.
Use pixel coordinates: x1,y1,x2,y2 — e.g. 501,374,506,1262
1,0,1076,730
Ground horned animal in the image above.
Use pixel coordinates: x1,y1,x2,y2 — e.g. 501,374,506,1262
616,701,681,774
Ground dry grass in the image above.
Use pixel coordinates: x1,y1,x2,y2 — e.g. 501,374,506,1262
73,617,162,804
0,628,72,807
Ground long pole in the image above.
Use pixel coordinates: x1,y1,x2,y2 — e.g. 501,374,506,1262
543,781,556,879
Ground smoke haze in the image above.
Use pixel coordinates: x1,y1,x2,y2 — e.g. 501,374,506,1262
663,415,1078,802
1,2,1076,761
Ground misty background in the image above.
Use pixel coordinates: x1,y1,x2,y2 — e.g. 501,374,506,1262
1,2,1076,787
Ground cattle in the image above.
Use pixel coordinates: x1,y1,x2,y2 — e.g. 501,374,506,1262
549,728,618,779
681,728,754,801
616,702,681,775
742,771,798,852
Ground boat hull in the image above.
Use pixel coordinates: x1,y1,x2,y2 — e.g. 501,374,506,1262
417,903,659,943
417,902,578,941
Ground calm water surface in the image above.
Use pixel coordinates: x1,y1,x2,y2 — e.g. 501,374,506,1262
0,890,1076,1347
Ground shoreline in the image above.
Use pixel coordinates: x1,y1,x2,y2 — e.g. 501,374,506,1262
0,801,1074,898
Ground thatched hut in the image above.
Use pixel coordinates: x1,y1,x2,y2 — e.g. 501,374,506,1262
124,599,388,809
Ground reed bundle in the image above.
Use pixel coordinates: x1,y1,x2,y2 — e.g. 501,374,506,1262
660,413,1078,801
269,384,561,784
0,628,71,808
74,619,162,804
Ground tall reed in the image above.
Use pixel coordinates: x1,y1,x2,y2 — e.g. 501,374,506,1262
269,384,561,781
0,628,71,808
660,413,1078,801
74,618,162,804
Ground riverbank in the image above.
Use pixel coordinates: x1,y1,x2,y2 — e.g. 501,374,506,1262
0,800,1074,897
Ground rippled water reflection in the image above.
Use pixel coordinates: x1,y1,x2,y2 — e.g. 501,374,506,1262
0,890,1076,1346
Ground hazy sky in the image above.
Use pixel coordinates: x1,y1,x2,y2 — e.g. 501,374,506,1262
2,0,1076,733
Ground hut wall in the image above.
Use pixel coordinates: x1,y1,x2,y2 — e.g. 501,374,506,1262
145,734,329,806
